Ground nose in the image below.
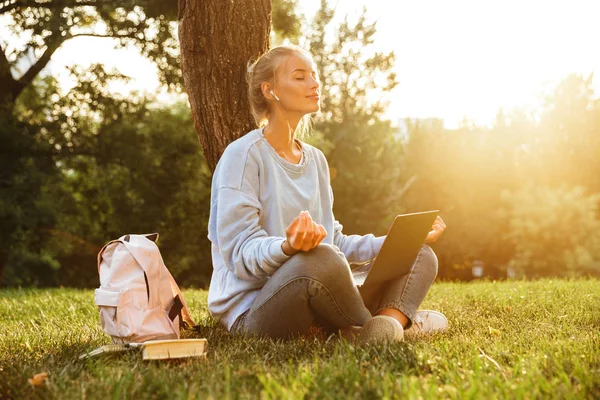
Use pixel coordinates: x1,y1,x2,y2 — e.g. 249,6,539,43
311,76,320,90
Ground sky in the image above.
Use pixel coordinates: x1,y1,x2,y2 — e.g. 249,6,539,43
298,0,600,127
3,0,600,129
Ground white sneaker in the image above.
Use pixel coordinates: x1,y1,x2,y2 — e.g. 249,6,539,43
404,310,448,336
340,315,404,343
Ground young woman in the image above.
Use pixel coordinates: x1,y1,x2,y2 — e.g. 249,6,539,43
207,44,448,342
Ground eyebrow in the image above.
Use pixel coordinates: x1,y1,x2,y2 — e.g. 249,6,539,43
292,69,318,74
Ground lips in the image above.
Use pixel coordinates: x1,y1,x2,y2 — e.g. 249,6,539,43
307,94,320,100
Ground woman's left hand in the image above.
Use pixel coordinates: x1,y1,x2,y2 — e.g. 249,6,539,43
424,216,446,243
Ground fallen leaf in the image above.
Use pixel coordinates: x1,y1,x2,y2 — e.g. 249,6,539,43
28,372,48,387
488,327,501,337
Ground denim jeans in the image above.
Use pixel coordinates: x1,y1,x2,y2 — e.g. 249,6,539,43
232,243,438,339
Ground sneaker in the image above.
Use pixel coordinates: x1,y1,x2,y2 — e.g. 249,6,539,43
339,315,404,343
404,310,448,336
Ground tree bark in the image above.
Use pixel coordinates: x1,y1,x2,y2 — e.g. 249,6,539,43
0,42,23,112
178,0,271,173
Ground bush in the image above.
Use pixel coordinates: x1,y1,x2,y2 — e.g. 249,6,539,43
502,185,600,277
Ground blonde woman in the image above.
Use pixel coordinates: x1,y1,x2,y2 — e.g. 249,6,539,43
207,44,448,342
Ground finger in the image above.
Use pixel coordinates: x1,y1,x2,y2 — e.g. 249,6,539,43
304,210,315,224
301,210,314,232
287,215,301,232
310,221,320,248
429,228,442,242
437,216,446,228
315,224,327,246
302,219,316,250
424,230,435,243
286,215,302,240
428,228,443,242
294,212,308,245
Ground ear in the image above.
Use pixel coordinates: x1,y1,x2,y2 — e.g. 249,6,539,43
261,82,274,100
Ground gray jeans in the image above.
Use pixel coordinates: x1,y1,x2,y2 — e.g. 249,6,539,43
232,243,438,339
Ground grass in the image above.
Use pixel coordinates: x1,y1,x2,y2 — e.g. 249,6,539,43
1,279,599,399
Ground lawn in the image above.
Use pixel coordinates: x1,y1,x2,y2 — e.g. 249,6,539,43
1,279,599,399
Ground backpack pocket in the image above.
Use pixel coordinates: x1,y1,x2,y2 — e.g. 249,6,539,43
134,305,179,342
95,287,178,343
94,287,124,339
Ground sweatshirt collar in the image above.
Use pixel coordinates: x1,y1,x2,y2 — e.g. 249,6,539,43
256,128,310,173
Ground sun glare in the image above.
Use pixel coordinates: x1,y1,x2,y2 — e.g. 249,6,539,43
300,0,600,128
2,1,598,128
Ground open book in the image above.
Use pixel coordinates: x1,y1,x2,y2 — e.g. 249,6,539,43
79,339,208,360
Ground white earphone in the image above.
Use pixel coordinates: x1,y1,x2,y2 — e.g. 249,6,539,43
270,90,280,102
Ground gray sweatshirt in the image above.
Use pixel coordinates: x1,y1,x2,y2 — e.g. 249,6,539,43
207,127,385,330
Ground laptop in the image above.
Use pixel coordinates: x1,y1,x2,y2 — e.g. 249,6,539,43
354,210,439,292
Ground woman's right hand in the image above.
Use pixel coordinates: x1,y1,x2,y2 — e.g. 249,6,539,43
282,210,328,255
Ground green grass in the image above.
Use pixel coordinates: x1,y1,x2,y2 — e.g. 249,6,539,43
1,279,599,399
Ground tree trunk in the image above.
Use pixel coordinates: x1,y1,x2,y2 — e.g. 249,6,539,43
0,43,22,113
178,0,271,173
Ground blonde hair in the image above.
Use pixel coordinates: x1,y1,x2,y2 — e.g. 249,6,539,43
246,44,316,140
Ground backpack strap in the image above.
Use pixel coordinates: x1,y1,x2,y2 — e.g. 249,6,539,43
120,235,162,309
168,294,184,322
165,268,196,327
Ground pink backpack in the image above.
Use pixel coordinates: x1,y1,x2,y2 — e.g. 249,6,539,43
94,233,195,344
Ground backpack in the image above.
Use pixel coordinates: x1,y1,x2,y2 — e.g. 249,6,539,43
94,233,195,344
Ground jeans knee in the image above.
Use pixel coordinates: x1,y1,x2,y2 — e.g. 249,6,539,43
419,244,438,282
291,244,351,284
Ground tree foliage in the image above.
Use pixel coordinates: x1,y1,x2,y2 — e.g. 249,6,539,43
271,0,302,43
1,0,599,286
4,71,212,286
0,0,180,110
302,1,403,235
0,110,58,284
502,185,600,277
400,73,600,278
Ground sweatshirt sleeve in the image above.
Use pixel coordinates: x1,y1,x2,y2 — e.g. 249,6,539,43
333,220,386,264
213,186,291,281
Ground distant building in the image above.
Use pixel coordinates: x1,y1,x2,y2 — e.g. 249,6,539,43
472,260,484,278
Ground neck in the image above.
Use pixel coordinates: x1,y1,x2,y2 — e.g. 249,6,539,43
263,113,302,153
